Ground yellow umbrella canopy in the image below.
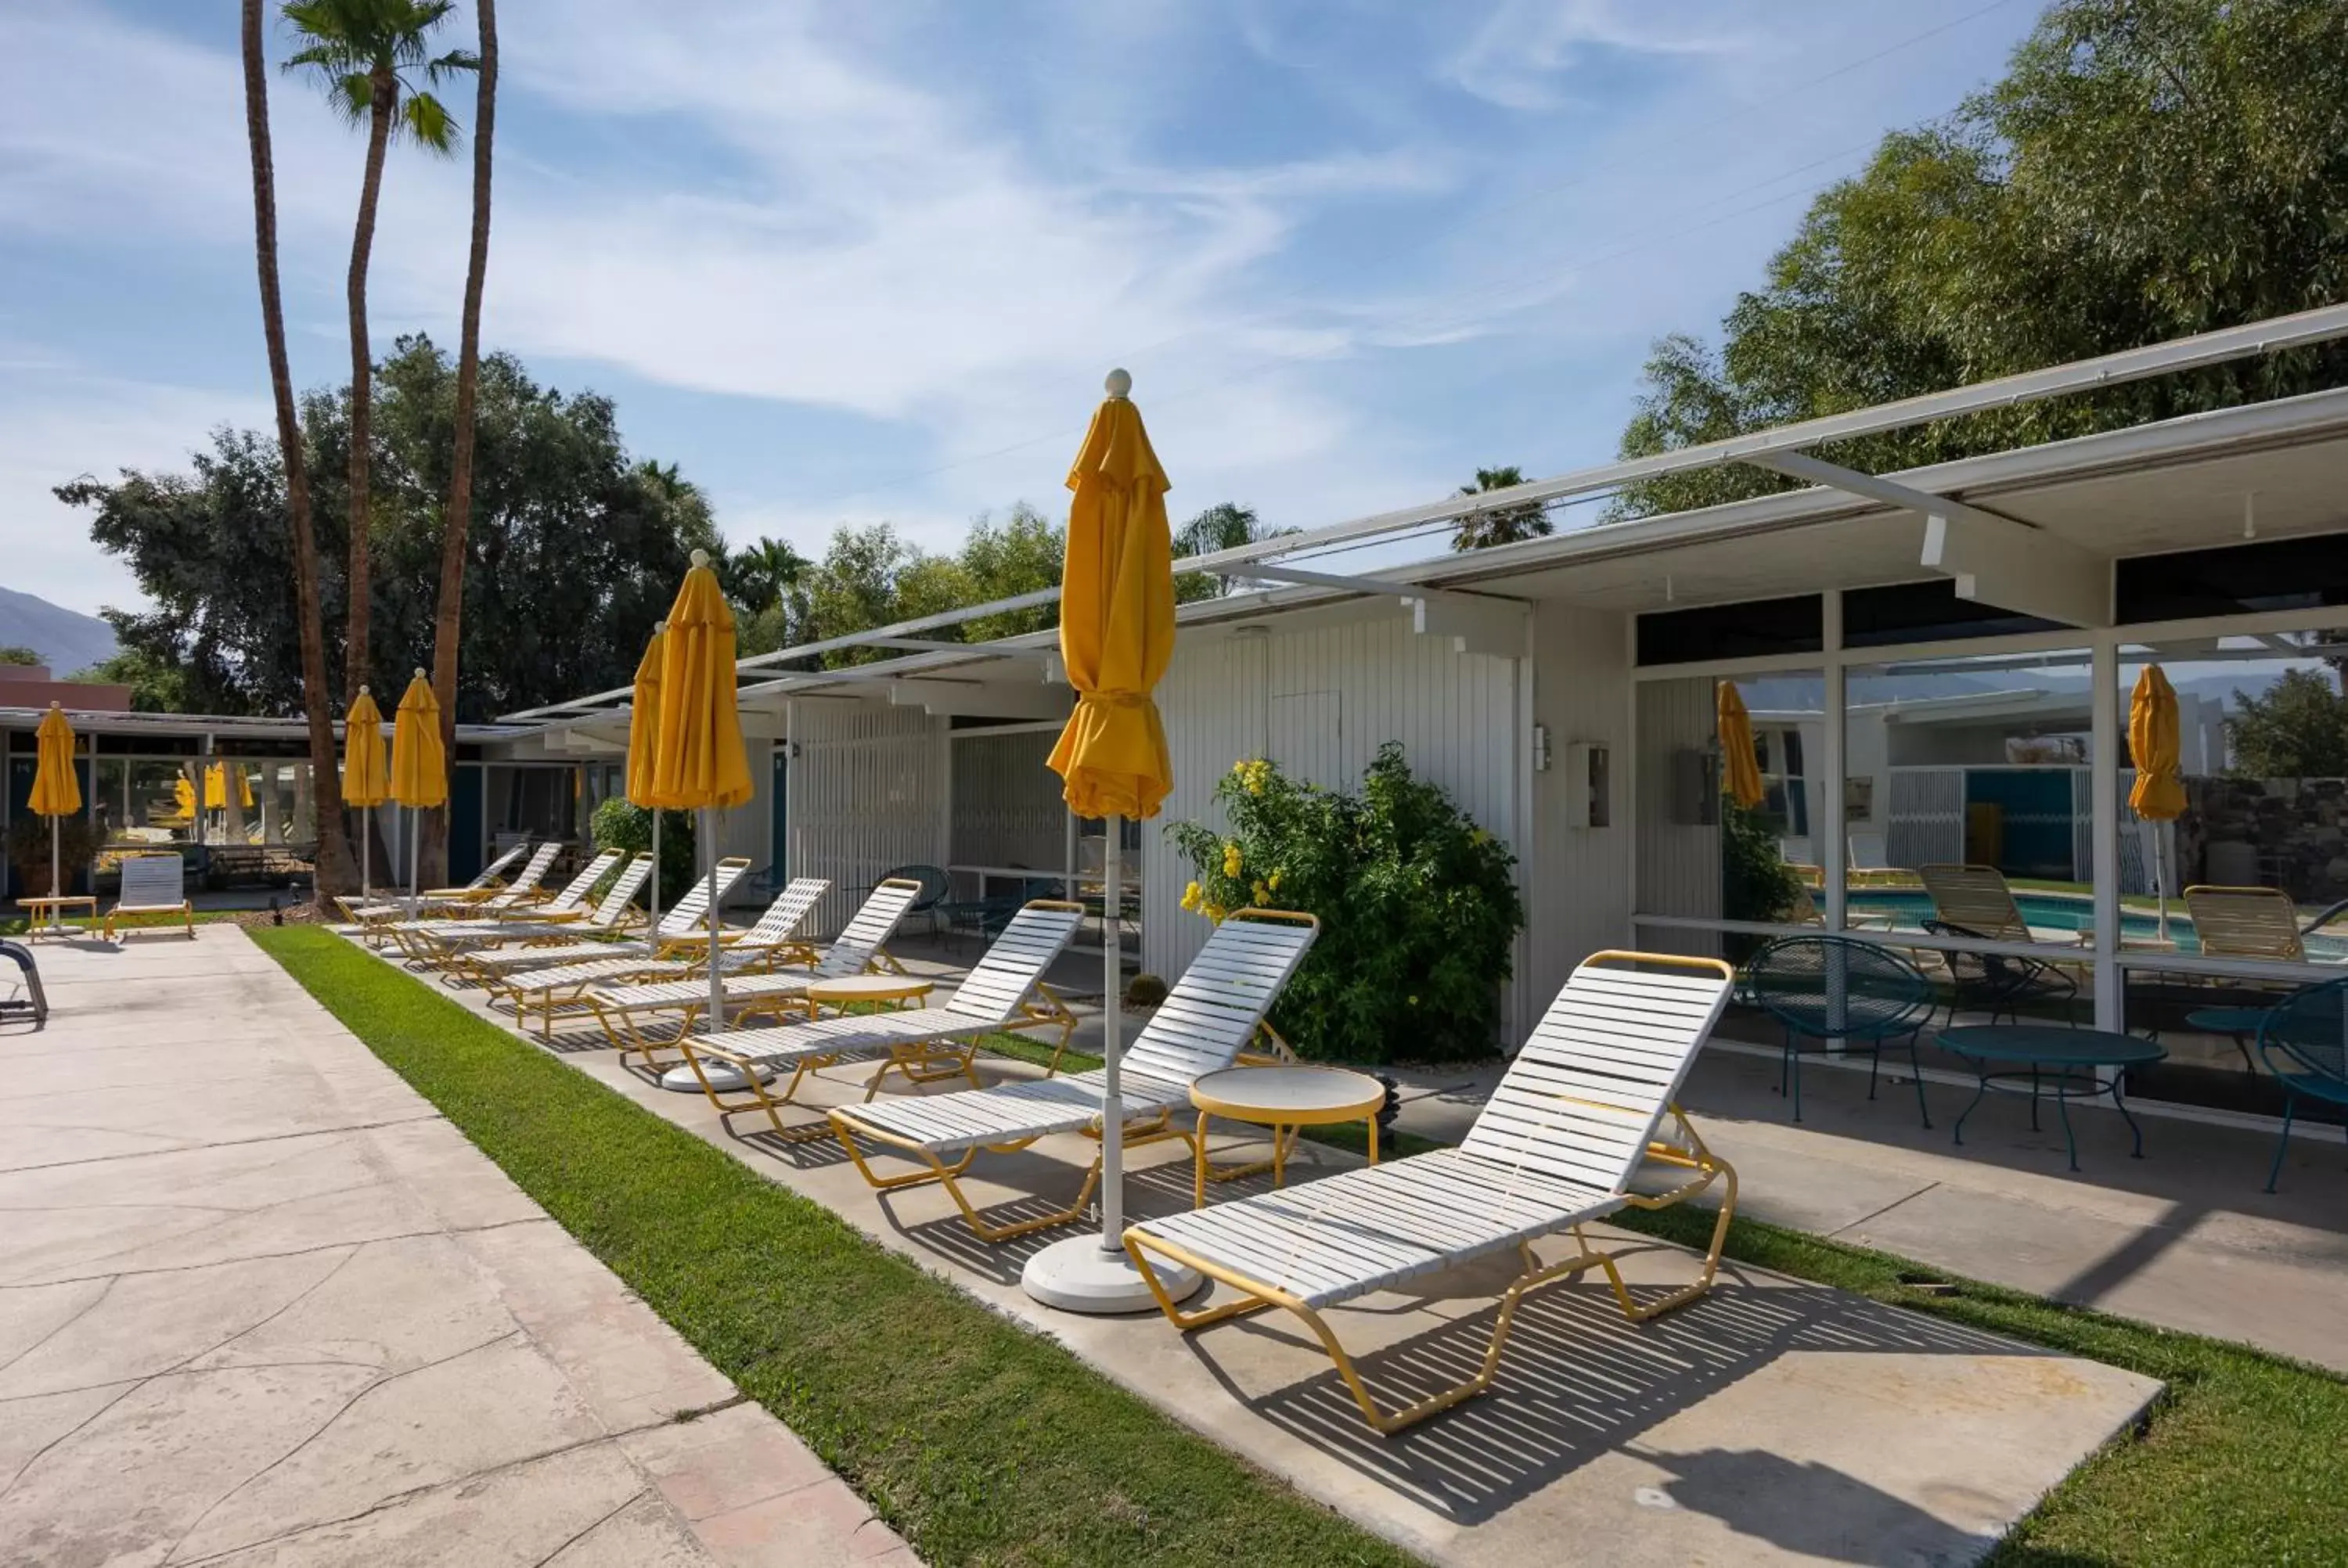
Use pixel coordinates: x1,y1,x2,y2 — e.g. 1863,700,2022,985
389,669,448,810
1716,681,1766,811
650,553,751,810
2128,665,2186,821
627,623,666,808
1046,369,1176,821
343,686,389,808
30,704,80,818
197,762,254,811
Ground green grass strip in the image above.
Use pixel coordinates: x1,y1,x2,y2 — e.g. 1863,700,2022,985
1000,1032,2348,1563
253,926,1415,1568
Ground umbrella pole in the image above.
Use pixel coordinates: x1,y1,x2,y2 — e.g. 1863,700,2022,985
650,809,661,929
362,804,372,902
49,815,60,933
1098,817,1125,1253
704,807,721,1041
407,806,420,922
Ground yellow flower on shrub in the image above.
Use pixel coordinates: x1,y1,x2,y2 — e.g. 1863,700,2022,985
1251,879,1269,906
1267,869,1282,893
1180,881,1202,912
1222,841,1243,878
1203,902,1227,923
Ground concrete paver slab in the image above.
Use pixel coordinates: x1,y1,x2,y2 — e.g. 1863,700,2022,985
0,928,914,1568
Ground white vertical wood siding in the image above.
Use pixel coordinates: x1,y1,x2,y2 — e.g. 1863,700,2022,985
949,729,1066,886
1525,603,1634,1013
1633,673,1726,959
787,700,946,936
1143,612,1521,1035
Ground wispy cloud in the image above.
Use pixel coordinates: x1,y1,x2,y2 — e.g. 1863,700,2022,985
1443,0,1748,113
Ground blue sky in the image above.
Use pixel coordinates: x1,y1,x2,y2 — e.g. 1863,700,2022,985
0,0,2044,617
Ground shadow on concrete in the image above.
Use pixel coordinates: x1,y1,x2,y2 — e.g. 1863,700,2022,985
1212,1261,2042,1527
1643,1445,2000,1566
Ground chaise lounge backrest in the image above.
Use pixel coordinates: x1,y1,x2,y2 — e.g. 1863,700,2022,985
810,879,925,979
117,854,187,911
733,877,831,949
657,857,754,938
942,901,1086,1023
1457,951,1735,1194
1121,909,1320,1085
581,854,654,929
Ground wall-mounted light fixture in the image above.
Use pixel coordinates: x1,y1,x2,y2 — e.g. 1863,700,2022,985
1565,741,1611,829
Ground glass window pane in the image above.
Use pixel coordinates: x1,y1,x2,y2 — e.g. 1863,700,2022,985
1634,671,1824,930
1839,646,2094,949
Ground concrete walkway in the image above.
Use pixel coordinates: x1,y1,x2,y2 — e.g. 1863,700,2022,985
0,928,914,1568
1393,1040,2348,1376
402,934,2158,1568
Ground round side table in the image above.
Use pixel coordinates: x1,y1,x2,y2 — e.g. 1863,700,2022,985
1187,1065,1386,1209
802,973,934,1021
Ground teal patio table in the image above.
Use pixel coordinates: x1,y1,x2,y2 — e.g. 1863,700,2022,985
1939,1026,2166,1171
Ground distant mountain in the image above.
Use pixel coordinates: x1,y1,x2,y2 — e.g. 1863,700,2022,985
0,586,117,675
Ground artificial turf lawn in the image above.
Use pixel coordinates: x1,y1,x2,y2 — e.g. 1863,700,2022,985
991,1036,2348,1566
252,925,1417,1568
256,927,2348,1567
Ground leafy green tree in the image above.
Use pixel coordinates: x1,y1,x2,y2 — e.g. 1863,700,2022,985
70,649,193,713
2229,668,2348,779
0,646,40,666
956,503,1064,640
1452,466,1550,551
59,336,721,723
1614,0,2348,519
282,0,478,699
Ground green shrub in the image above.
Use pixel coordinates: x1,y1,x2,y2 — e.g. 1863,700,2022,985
5,813,106,898
1168,743,1524,1064
588,797,696,904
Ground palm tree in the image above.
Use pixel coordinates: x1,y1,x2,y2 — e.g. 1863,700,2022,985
242,0,357,902
282,0,477,704
423,0,495,889
1452,465,1551,551
726,536,812,617
1172,502,1298,600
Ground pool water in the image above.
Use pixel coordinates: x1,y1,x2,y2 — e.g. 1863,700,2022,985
1846,889,2348,962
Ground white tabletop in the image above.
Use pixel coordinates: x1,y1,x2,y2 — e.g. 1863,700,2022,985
1190,1065,1385,1117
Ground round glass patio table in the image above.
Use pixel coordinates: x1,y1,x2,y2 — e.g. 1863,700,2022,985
1189,1066,1386,1210
1938,1026,2166,1172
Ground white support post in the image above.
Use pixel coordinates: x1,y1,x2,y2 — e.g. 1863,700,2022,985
2091,641,2122,1031
1822,593,1847,935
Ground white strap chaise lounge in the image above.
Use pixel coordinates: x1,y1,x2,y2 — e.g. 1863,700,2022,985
345,840,559,927
829,908,1320,1243
408,854,650,973
582,878,924,1066
488,877,833,1037
672,899,1087,1138
1122,950,1738,1437
105,854,194,940
340,840,536,926
380,847,621,962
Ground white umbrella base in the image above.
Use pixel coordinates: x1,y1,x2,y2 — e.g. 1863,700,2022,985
1022,1234,1199,1314
657,1060,775,1094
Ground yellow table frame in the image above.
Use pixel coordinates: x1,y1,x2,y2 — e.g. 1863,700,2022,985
19,896,97,940
1187,1066,1384,1210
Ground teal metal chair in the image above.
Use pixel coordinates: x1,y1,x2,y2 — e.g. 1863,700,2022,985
1745,935,1938,1127
2258,977,2348,1192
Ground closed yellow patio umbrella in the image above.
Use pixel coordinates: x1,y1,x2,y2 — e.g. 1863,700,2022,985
2129,664,2185,937
1026,369,1183,1314
649,552,751,1056
344,686,388,901
1717,681,1766,811
389,670,447,919
30,703,82,931
626,622,668,927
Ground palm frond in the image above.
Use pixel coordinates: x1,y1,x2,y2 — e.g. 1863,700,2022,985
400,92,460,153
425,48,481,83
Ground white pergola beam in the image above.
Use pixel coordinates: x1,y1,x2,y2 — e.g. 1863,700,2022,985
1407,595,1530,658
887,680,1071,721
1754,450,2113,628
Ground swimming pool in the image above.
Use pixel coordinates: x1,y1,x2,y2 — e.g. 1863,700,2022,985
1846,888,2348,962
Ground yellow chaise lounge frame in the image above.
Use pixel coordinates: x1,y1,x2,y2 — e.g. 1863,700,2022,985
827,908,1320,1243
1122,951,1739,1437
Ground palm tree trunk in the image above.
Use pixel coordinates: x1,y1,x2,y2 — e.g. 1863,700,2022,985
423,0,497,890
242,0,355,903
343,65,396,705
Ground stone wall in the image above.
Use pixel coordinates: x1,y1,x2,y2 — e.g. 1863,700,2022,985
2180,775,2348,902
